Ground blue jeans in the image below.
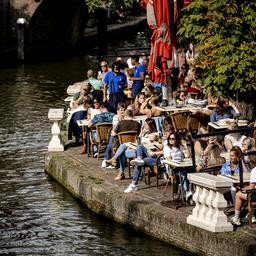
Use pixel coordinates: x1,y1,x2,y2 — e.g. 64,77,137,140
113,143,128,172
132,84,143,97
132,145,157,184
104,135,113,160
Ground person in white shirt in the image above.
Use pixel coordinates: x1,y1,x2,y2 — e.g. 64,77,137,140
163,132,193,201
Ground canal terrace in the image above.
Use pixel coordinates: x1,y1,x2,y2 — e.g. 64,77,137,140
45,109,256,256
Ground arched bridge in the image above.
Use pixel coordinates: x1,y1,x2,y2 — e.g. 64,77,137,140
1,0,88,59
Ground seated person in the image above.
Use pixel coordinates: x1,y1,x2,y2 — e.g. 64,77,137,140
224,121,247,151
220,146,245,205
139,118,158,144
124,136,164,193
210,95,240,122
87,102,115,156
140,96,162,117
230,154,256,226
194,126,209,155
68,98,91,143
87,69,103,90
197,142,226,171
176,89,188,105
162,132,193,201
144,83,154,97
71,82,92,109
241,137,256,165
128,93,146,116
87,102,115,128
87,99,101,121
102,103,126,167
105,109,141,179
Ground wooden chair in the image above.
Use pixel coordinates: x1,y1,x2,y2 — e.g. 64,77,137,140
90,123,112,160
143,156,163,188
170,111,191,133
246,189,256,227
117,131,138,177
187,115,200,135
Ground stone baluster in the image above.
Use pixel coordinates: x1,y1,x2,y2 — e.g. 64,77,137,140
187,173,233,232
48,108,64,152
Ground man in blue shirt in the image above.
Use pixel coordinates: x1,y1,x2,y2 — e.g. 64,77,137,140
104,61,127,112
129,55,145,97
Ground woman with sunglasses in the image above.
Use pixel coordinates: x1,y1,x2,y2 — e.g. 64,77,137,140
164,132,193,201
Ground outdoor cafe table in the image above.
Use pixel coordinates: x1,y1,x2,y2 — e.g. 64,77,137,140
208,119,248,131
155,104,202,113
163,158,194,202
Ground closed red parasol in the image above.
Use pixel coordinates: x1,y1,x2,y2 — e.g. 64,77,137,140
144,0,190,84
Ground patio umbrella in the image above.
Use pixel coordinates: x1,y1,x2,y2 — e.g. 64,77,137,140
145,0,189,84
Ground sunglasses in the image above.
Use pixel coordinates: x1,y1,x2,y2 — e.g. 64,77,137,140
101,65,107,67
169,137,176,140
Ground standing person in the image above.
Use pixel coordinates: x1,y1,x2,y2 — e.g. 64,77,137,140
87,69,103,90
104,61,127,112
97,60,110,82
129,55,146,97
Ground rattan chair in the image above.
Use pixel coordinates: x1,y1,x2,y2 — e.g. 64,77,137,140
143,156,163,188
170,111,191,133
117,131,138,177
187,115,200,135
90,123,112,160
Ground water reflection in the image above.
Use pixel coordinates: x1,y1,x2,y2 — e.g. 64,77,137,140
0,32,190,255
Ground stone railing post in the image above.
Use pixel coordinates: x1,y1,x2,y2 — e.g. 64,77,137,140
48,108,64,152
187,173,233,232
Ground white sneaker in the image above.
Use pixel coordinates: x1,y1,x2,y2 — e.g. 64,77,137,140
130,158,145,166
124,183,138,193
185,191,193,201
101,160,106,168
230,216,241,226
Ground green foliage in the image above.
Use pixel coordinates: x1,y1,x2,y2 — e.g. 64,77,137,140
178,0,256,98
85,0,136,13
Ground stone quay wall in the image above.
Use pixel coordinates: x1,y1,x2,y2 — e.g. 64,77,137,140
45,152,256,256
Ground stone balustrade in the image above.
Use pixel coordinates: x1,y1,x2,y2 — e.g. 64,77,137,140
48,108,64,152
187,173,233,232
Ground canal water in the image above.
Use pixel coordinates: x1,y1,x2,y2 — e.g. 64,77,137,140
0,31,190,255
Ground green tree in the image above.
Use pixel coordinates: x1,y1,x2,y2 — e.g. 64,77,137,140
85,0,136,13
178,0,256,100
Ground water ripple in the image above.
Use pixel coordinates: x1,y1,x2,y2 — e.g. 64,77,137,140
0,52,189,255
